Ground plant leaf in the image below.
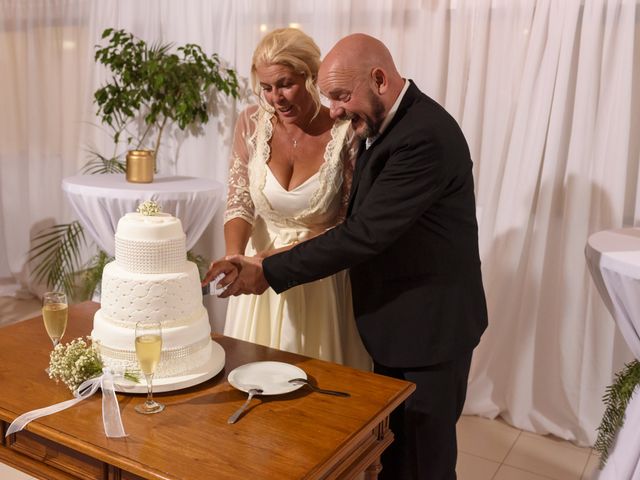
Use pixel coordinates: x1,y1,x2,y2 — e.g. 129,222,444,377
28,221,87,297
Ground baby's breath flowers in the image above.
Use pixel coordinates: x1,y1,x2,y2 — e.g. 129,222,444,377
137,200,162,216
48,337,138,391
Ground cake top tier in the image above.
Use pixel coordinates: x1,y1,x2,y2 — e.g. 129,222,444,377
115,212,185,242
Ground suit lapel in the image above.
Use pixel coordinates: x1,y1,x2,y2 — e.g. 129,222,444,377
352,140,367,184
347,142,373,215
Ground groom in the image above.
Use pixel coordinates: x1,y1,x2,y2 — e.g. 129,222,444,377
206,33,487,480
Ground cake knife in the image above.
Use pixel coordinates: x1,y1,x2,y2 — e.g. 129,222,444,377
202,273,230,297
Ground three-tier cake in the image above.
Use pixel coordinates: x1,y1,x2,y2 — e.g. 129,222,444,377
91,202,224,391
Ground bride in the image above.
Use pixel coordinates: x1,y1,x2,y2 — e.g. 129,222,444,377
218,28,370,370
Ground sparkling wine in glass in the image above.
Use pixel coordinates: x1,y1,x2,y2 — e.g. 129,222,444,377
134,320,165,414
42,292,68,348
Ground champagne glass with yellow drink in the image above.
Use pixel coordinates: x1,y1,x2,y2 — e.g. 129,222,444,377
134,320,165,414
42,292,68,348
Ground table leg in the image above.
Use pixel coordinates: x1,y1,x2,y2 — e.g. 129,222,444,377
364,457,383,479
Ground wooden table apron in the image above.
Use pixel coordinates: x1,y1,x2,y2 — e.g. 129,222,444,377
0,302,415,480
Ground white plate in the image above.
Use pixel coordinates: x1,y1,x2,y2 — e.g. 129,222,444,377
227,361,307,395
114,340,225,394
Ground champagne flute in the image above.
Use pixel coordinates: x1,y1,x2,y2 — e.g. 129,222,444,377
42,292,68,348
134,320,165,414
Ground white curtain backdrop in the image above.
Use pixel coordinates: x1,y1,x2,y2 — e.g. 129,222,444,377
1,0,639,447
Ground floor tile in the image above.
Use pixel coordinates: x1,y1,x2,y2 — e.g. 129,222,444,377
0,462,36,480
457,452,500,480
581,453,601,480
494,465,554,479
503,431,590,480
457,414,521,462
0,295,41,327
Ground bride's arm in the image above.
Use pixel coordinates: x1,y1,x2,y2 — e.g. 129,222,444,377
203,108,258,286
223,107,259,255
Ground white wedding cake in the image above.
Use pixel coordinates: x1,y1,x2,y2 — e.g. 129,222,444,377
92,202,224,386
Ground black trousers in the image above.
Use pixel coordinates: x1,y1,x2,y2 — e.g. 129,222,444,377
376,351,473,480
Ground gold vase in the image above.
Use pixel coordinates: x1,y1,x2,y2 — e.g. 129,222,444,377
126,150,155,183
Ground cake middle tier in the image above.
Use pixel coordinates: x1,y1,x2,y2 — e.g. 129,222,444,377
92,307,213,378
100,261,204,325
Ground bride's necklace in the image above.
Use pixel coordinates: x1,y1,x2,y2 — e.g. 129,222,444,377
279,123,306,150
278,112,318,150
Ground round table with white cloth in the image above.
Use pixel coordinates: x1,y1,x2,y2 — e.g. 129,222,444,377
585,228,640,479
62,174,224,256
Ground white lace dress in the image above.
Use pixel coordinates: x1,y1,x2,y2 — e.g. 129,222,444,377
223,105,371,370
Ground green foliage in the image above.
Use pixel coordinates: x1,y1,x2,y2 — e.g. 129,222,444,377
94,28,240,159
81,149,126,174
28,221,87,298
594,360,640,467
187,250,210,281
80,250,113,300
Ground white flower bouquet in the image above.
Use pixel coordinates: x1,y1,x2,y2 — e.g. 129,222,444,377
48,337,138,391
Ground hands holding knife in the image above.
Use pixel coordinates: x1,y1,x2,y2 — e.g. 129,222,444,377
201,254,269,297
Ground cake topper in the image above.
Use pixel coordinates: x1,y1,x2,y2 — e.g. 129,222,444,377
137,200,162,216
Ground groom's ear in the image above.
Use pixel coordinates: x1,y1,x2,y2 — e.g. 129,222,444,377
371,67,388,95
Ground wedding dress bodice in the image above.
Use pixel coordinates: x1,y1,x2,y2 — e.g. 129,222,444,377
225,106,353,249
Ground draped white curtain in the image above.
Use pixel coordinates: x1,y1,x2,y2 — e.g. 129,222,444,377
0,0,92,295
1,0,638,446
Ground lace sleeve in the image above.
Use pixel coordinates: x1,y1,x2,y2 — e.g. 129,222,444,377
337,128,359,223
224,106,258,225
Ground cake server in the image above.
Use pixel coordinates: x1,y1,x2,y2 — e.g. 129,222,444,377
202,273,230,296
227,386,263,424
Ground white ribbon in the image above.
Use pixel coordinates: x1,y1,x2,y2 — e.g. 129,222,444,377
5,368,127,438
268,225,322,248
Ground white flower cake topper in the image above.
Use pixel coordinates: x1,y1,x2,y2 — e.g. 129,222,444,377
137,200,162,216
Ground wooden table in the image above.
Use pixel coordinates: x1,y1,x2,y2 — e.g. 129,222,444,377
0,302,415,479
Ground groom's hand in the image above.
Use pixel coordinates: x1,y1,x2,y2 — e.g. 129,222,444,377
202,259,239,294
223,254,269,296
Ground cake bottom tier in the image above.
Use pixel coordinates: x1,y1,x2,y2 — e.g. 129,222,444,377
92,308,213,379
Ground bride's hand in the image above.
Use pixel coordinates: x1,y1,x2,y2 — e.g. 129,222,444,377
201,258,239,288
223,254,268,295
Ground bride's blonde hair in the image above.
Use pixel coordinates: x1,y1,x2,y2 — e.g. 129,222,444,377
251,28,322,118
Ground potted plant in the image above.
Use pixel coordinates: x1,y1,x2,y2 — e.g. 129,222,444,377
93,28,239,170
29,28,240,299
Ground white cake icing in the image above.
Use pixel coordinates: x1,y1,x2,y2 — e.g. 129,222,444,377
92,209,222,380
115,213,186,274
99,262,203,326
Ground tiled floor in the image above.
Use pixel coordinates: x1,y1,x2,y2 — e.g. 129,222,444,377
0,463,35,480
0,294,41,328
0,295,601,480
456,415,599,479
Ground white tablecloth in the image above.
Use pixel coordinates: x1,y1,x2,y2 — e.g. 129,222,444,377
586,228,640,479
62,174,224,256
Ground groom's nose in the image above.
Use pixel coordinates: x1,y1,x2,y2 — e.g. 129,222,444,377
329,101,345,120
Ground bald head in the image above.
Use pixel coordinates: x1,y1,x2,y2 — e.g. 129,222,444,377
323,34,401,80
318,34,405,139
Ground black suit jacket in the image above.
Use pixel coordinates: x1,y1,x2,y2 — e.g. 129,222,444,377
264,81,487,368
